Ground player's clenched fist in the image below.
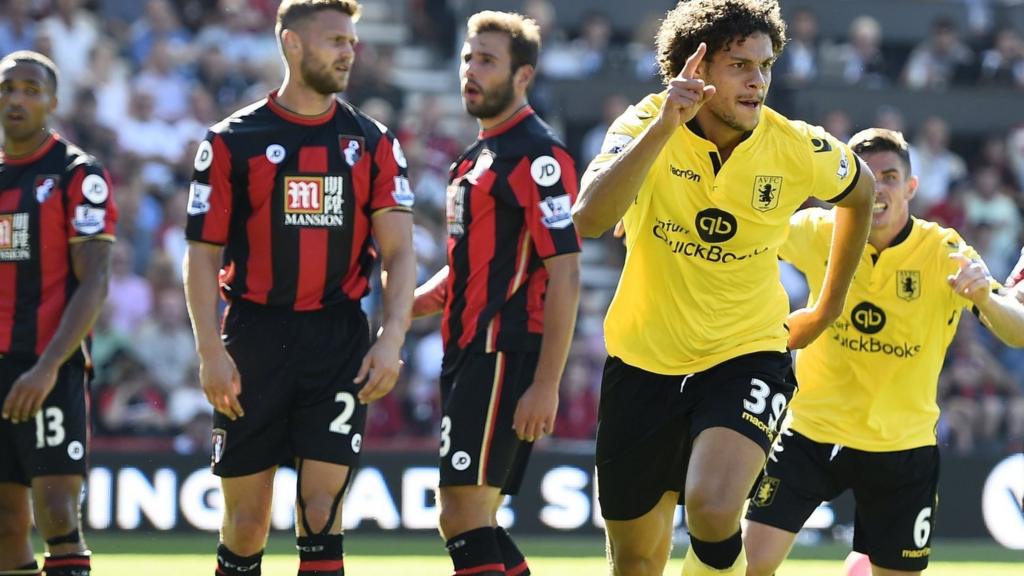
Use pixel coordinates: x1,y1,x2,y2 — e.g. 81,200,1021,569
657,42,716,130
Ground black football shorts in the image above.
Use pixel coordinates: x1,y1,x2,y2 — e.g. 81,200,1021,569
438,349,539,495
596,351,795,520
746,429,939,572
212,300,370,477
0,356,89,485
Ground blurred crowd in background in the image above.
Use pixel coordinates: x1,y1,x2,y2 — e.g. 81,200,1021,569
2,0,1022,457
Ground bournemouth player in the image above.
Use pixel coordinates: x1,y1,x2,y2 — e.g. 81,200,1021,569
413,11,580,576
570,2,875,575
0,51,117,576
182,2,415,575
744,128,1024,576
1009,248,1024,303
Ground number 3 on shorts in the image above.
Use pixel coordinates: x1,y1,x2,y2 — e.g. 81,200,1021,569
744,378,787,429
329,392,356,435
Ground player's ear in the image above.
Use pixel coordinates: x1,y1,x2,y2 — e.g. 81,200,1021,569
280,28,303,61
905,174,919,202
514,64,534,93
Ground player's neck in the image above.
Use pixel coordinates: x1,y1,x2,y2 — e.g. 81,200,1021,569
477,98,529,132
868,217,911,252
1,128,51,159
275,80,336,117
692,111,746,161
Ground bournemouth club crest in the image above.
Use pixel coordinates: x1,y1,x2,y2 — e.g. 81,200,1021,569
339,136,364,167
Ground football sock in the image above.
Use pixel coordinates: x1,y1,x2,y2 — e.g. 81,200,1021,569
41,553,90,576
445,526,505,576
297,533,345,575
493,527,530,576
684,530,745,574
215,544,262,576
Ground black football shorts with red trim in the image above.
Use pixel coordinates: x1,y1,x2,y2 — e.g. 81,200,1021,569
596,351,795,521
212,300,370,477
438,349,539,495
746,429,940,571
0,356,89,485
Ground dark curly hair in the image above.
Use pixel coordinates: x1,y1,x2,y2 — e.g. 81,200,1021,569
655,0,787,85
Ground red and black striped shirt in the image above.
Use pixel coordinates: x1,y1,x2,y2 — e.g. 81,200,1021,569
0,132,117,358
442,106,580,362
185,92,413,310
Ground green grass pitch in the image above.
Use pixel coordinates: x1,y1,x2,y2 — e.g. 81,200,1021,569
36,533,1023,575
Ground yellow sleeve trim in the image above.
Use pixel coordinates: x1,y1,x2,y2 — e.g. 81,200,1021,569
371,206,413,217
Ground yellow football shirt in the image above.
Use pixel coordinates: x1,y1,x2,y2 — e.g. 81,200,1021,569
781,208,990,451
591,93,861,375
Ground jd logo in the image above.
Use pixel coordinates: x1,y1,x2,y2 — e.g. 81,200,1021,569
811,137,832,153
695,208,737,243
851,302,886,334
752,175,782,212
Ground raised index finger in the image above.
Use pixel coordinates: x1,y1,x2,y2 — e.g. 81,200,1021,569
949,251,972,269
679,42,707,79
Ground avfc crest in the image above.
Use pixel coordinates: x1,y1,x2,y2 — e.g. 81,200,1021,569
339,136,364,167
897,270,921,301
751,476,780,507
752,175,782,212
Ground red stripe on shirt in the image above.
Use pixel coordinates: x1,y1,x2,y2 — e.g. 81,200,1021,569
0,187,21,353
36,169,72,354
458,170,497,350
341,133,375,299
203,136,234,244
245,153,275,304
295,146,329,310
506,560,529,576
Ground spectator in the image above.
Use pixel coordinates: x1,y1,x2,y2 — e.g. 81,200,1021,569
910,116,968,213
964,165,1021,279
902,17,974,90
0,0,38,57
106,242,153,334
133,39,191,122
132,289,197,391
96,350,169,436
978,27,1024,88
127,0,192,67
82,39,132,130
775,7,820,87
820,15,890,88
38,0,100,113
580,93,629,168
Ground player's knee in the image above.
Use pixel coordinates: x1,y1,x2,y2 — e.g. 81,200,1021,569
299,494,343,535
685,485,742,530
608,547,665,576
224,506,271,544
745,550,780,576
437,493,492,539
32,490,79,537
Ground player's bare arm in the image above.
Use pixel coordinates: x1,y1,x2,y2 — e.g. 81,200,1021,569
787,156,873,349
949,252,1024,347
183,241,243,421
513,253,580,443
2,240,112,423
412,265,449,319
572,44,716,237
355,210,415,404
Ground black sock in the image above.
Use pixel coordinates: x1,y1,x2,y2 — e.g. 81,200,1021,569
215,544,262,576
445,527,505,576
689,530,742,570
297,534,344,575
42,553,90,576
0,560,40,576
493,527,530,576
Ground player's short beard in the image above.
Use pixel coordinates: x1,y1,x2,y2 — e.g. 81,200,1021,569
465,74,516,120
301,54,346,95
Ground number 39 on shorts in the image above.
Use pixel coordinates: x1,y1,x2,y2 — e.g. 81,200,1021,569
744,378,788,430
